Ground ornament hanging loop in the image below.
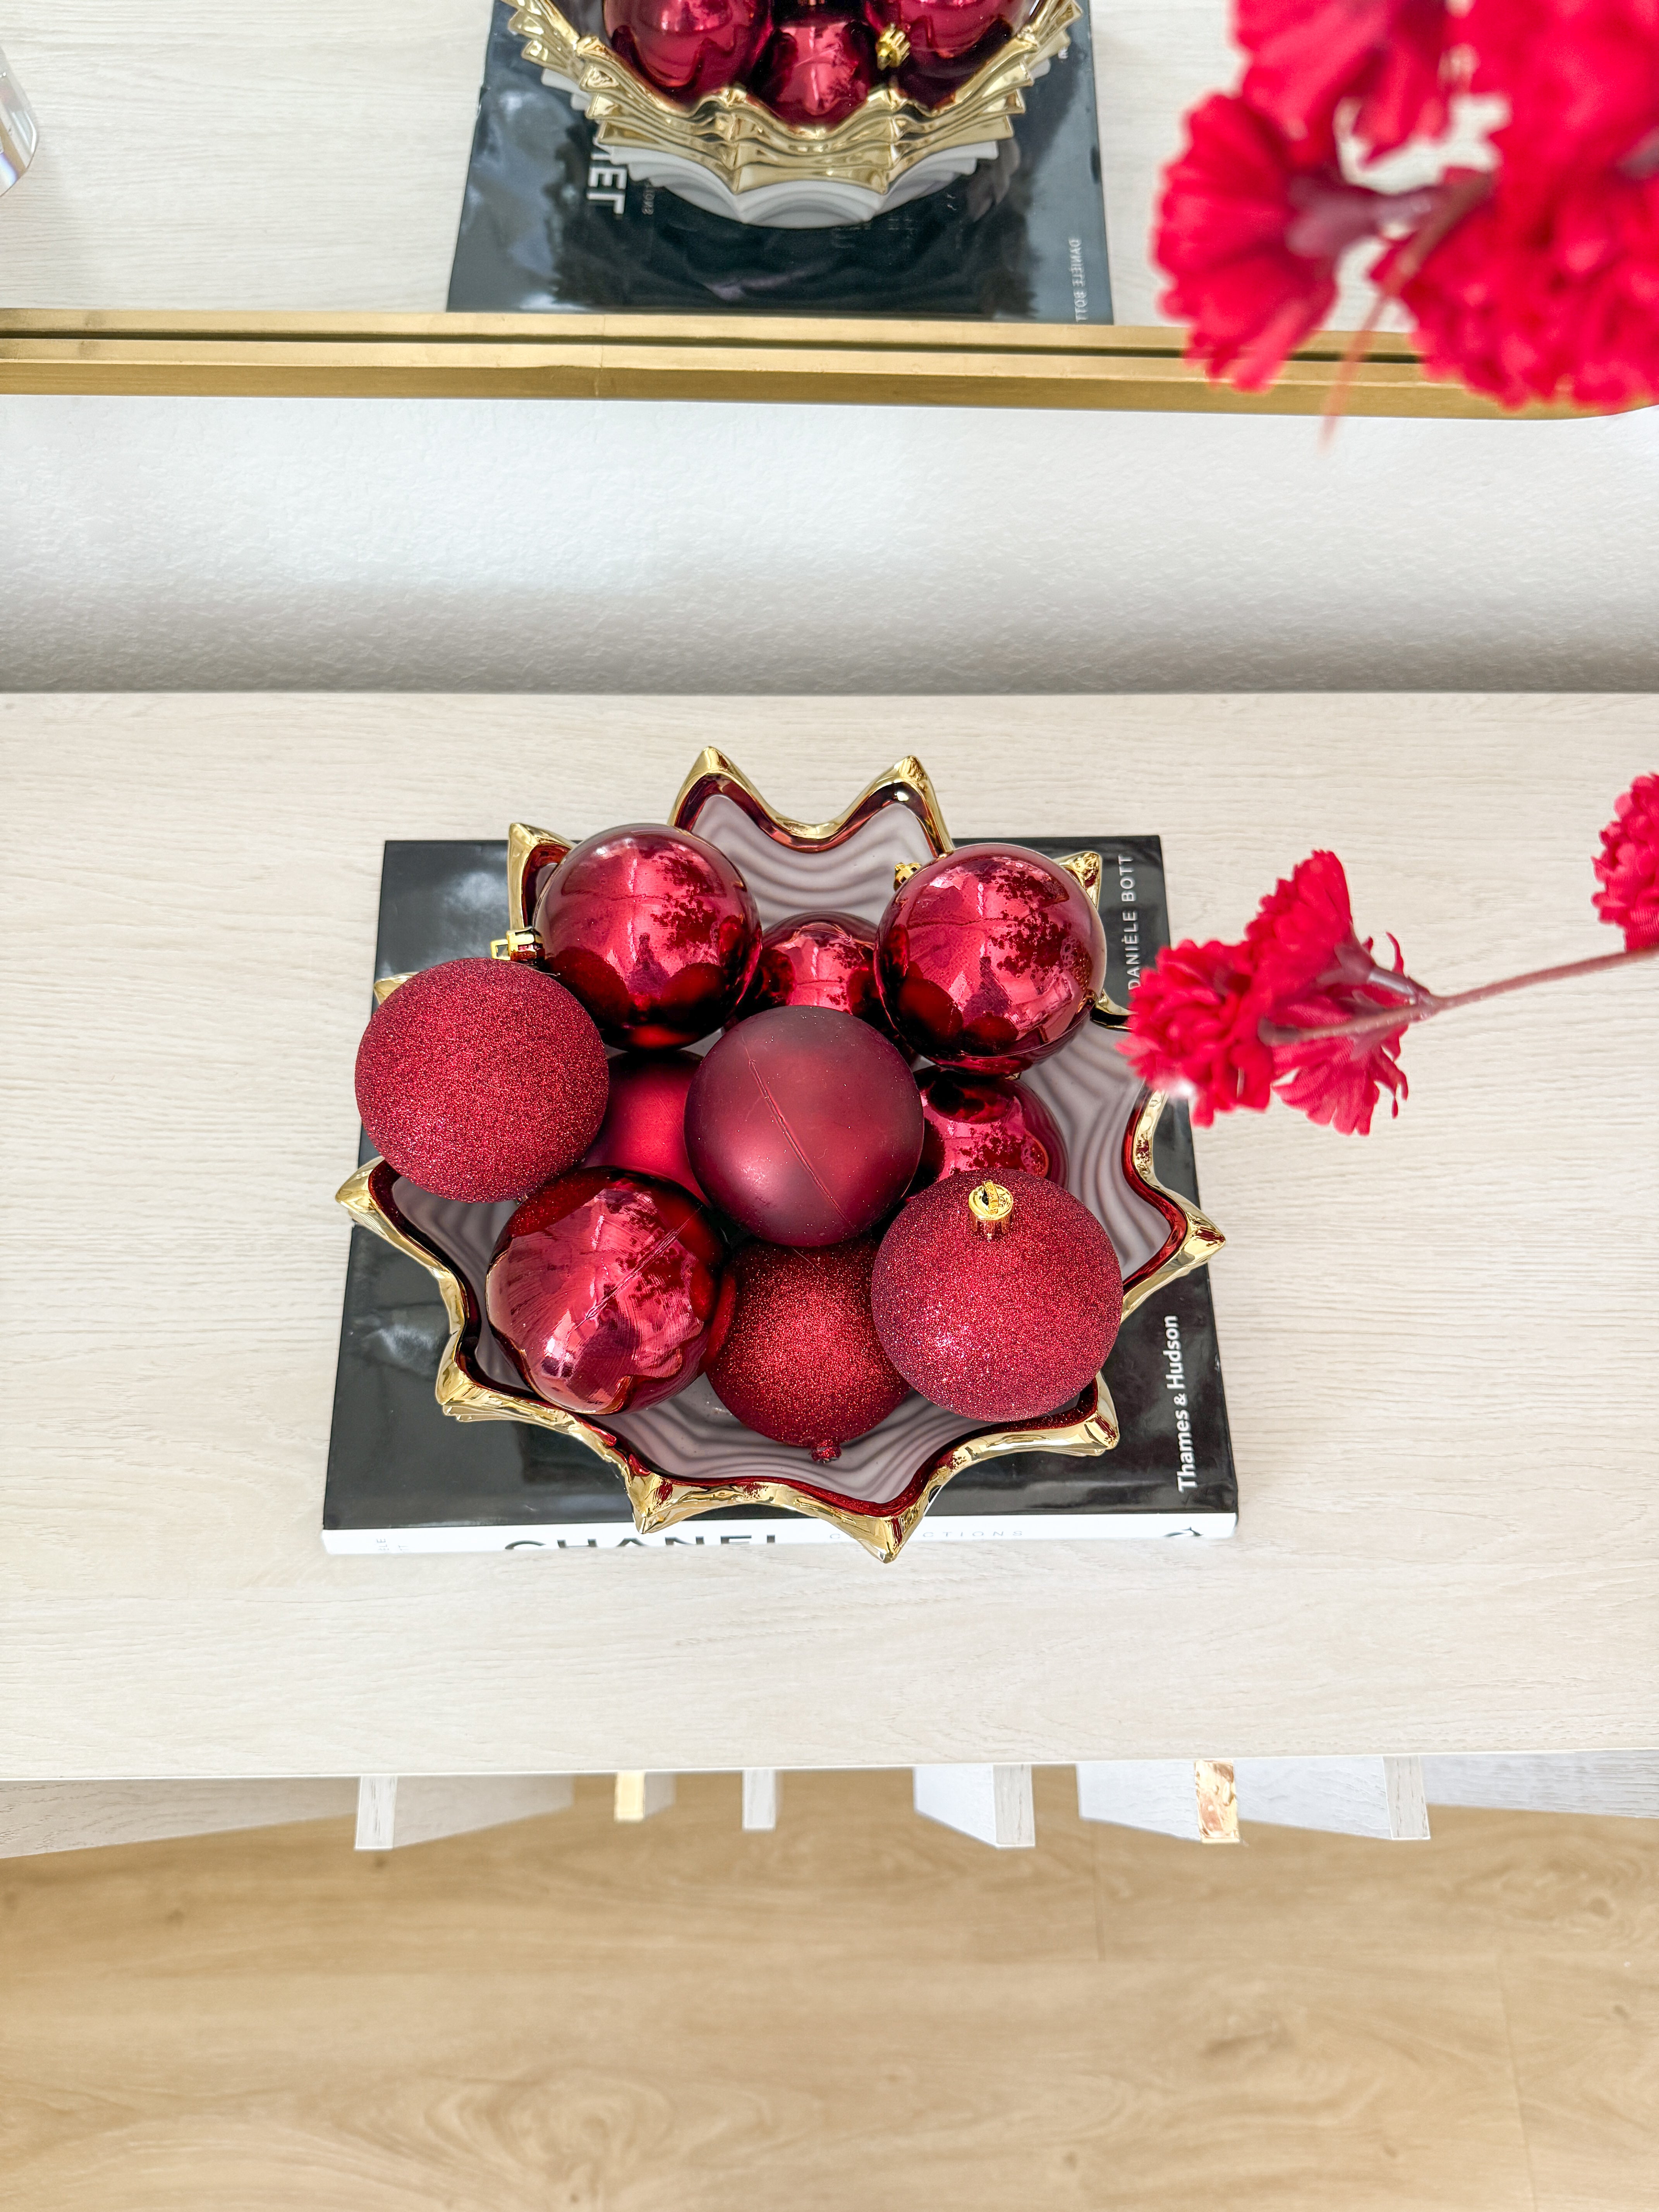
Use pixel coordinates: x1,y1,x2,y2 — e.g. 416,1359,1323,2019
968,1180,1014,1239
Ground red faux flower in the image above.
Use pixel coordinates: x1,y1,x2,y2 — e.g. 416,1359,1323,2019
1155,94,1396,388
1120,936,1275,1125
1125,852,1424,1133
1593,771,1659,947
1237,0,1455,156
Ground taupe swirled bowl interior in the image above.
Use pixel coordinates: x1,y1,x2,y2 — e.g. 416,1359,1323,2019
338,753,1222,1559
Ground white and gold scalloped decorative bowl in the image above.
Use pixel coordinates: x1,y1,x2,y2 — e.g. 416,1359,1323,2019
337,752,1223,1560
508,0,1080,227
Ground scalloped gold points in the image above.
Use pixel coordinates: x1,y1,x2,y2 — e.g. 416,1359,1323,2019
672,748,954,857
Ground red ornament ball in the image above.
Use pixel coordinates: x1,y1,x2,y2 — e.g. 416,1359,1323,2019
871,1168,1121,1421
751,9,877,127
354,957,608,1204
708,1235,907,1462
486,1168,729,1419
583,1050,704,1198
532,823,761,1051
876,843,1107,1075
866,0,1022,65
603,0,771,100
730,908,904,1048
686,1005,924,1247
912,1067,1067,1193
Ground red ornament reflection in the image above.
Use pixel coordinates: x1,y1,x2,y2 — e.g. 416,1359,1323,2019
583,1051,705,1198
751,10,877,127
533,823,761,1051
730,908,905,1048
910,1066,1067,1192
686,1005,924,1247
866,0,1024,64
603,0,772,101
876,843,1107,1074
486,1168,728,1418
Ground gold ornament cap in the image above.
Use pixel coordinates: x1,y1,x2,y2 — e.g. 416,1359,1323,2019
876,23,911,68
968,1180,1014,1238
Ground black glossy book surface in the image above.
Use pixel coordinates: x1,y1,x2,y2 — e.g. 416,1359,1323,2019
447,0,1113,320
323,835,1237,1551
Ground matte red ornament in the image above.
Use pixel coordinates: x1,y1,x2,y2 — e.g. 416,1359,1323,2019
583,1050,705,1197
876,843,1107,1074
707,1235,907,1461
603,0,771,100
730,908,905,1048
354,957,608,1204
911,1067,1067,1192
486,1168,729,1418
866,0,1023,65
750,10,877,127
685,1004,924,1247
871,1168,1122,1421
532,823,761,1051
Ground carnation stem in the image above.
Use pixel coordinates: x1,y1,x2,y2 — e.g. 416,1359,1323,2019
1262,939,1659,1048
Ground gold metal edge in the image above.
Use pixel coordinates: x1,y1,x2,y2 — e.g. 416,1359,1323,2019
510,0,1080,200
670,747,955,855
372,972,414,1005
1195,1758,1241,1843
507,821,572,931
1119,1087,1226,1321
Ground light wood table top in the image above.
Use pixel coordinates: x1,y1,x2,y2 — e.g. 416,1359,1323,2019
6,694,1657,1777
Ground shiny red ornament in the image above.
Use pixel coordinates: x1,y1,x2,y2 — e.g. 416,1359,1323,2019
911,1067,1067,1192
354,957,608,1204
1593,772,1659,950
876,843,1107,1075
750,10,877,127
707,1235,908,1461
486,1168,729,1418
871,1168,1122,1422
866,0,1022,65
603,0,771,100
730,908,905,1047
685,1004,924,1246
582,1050,705,1197
892,20,1009,105
533,823,761,1051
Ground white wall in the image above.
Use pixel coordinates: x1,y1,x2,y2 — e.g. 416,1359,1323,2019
3,394,1657,691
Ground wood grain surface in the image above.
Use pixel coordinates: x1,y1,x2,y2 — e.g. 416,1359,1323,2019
4,694,1658,1776
2,1772,1655,2210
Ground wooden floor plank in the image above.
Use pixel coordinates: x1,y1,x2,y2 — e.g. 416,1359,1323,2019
0,1775,1651,2209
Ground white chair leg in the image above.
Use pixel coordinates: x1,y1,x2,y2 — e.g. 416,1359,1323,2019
1422,1752,1659,1819
742,1769,780,1831
614,1771,676,1823
355,1774,574,1851
1075,1759,1240,1843
913,1764,1035,1849
1234,1757,1431,1840
0,1780,356,1860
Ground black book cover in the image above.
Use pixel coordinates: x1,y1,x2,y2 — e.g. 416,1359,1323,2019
323,835,1237,1551
448,0,1112,320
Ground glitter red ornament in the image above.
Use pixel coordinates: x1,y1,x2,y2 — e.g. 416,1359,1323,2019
707,1235,908,1461
876,843,1107,1075
582,1050,705,1197
354,957,609,1204
603,0,772,101
911,1067,1067,1192
871,1168,1122,1421
486,1168,729,1419
532,824,761,1052
730,908,905,1048
685,1004,924,1247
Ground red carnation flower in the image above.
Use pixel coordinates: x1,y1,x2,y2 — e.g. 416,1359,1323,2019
1125,852,1426,1133
1237,0,1455,157
1120,936,1275,1125
1594,771,1659,947
1155,94,1395,388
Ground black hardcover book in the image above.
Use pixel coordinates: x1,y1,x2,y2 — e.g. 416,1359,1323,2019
323,836,1237,1552
448,0,1112,320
